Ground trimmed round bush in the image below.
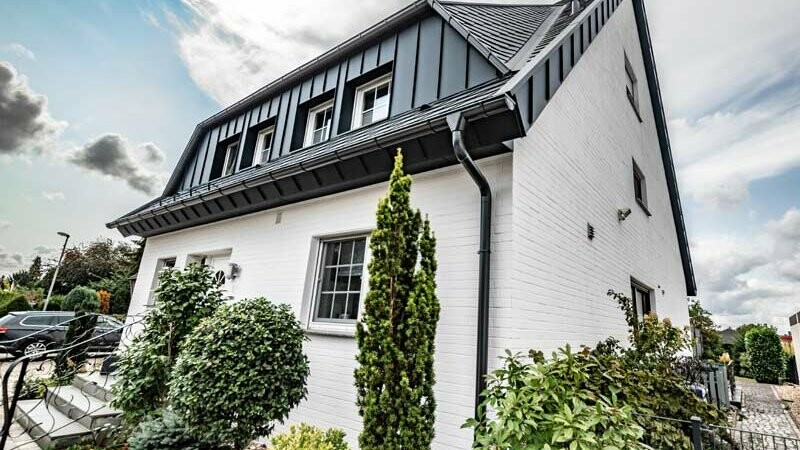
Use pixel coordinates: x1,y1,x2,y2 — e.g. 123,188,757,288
746,326,785,384
169,298,309,449
62,286,100,312
271,423,349,450
0,292,32,316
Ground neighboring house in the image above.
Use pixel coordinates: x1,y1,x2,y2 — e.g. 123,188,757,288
720,327,739,347
107,0,696,447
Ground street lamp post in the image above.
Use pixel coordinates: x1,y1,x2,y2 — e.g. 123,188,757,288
43,232,70,311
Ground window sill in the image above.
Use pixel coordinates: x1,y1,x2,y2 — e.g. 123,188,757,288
305,323,357,338
636,199,652,217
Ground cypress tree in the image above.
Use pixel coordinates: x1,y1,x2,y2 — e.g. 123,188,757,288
355,150,440,450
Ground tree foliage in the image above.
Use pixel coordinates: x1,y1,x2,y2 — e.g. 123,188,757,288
354,151,440,450
128,411,226,450
169,298,309,449
0,291,32,316
271,424,350,450
689,299,723,361
112,264,224,422
745,325,786,384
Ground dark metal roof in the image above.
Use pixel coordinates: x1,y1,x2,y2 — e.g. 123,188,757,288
436,1,558,65
108,78,515,229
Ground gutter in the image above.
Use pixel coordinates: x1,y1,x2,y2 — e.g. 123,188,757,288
447,112,491,422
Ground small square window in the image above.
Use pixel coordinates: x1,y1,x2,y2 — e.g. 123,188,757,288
352,74,391,129
632,159,650,214
312,236,367,323
305,101,334,147
222,141,240,176
631,280,653,321
255,127,274,165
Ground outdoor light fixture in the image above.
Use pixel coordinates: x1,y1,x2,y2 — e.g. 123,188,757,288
44,231,70,311
617,208,632,221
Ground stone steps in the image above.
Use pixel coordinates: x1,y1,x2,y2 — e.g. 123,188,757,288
12,374,119,449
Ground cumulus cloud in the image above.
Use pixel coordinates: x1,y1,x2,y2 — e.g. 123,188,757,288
33,245,58,256
139,142,166,165
164,0,406,105
0,43,36,61
0,250,24,271
0,61,66,156
693,207,800,331
0,220,11,230
647,0,800,208
68,134,167,195
41,191,65,202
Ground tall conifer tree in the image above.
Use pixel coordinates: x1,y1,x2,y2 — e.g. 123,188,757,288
355,150,440,450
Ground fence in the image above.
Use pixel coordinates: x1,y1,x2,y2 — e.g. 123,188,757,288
703,363,732,410
651,415,800,450
0,314,142,449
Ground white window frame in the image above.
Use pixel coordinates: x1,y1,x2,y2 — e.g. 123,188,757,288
304,100,334,147
222,141,240,176
148,257,176,306
255,126,275,165
631,279,653,322
305,234,370,334
351,73,392,129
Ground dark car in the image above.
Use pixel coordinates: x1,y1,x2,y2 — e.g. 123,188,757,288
0,311,123,357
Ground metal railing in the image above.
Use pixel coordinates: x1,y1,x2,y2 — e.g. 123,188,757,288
651,415,800,450
0,314,143,449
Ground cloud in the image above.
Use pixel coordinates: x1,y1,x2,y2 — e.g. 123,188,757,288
0,220,11,230
0,61,67,156
68,134,167,195
32,245,58,256
646,0,800,208
41,191,65,202
0,43,36,61
0,250,24,271
693,207,800,331
166,0,407,105
140,10,162,29
139,142,165,165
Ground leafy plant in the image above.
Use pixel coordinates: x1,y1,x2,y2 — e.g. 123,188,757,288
745,325,785,384
468,347,646,449
271,424,350,450
112,264,224,422
355,150,441,450
169,298,309,449
128,411,227,450
43,294,65,311
689,299,724,361
54,286,100,381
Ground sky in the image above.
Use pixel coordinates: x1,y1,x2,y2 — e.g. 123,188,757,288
0,0,798,332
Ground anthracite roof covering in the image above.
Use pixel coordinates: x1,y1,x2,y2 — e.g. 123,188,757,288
437,1,557,65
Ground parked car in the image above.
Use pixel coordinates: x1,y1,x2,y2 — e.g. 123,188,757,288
0,311,123,357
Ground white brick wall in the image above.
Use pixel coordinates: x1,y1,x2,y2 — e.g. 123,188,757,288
504,0,690,361
130,155,513,449
126,1,692,448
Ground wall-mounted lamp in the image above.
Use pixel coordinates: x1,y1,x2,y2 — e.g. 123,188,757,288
617,208,632,222
226,262,241,280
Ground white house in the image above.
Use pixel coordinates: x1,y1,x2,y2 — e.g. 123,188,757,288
108,0,696,447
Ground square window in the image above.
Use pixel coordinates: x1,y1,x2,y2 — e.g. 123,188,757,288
352,74,391,129
222,141,240,176
632,159,650,214
312,236,368,323
631,280,653,321
305,101,334,147
255,127,274,165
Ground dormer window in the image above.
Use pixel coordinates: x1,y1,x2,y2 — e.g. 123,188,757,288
255,126,274,165
305,100,334,146
352,74,391,129
222,141,239,176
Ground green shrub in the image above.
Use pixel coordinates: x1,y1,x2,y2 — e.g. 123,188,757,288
746,326,785,384
54,286,100,381
468,347,646,449
128,411,227,450
0,291,31,316
62,286,100,312
112,264,224,422
44,294,64,311
169,298,309,449
271,424,349,450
